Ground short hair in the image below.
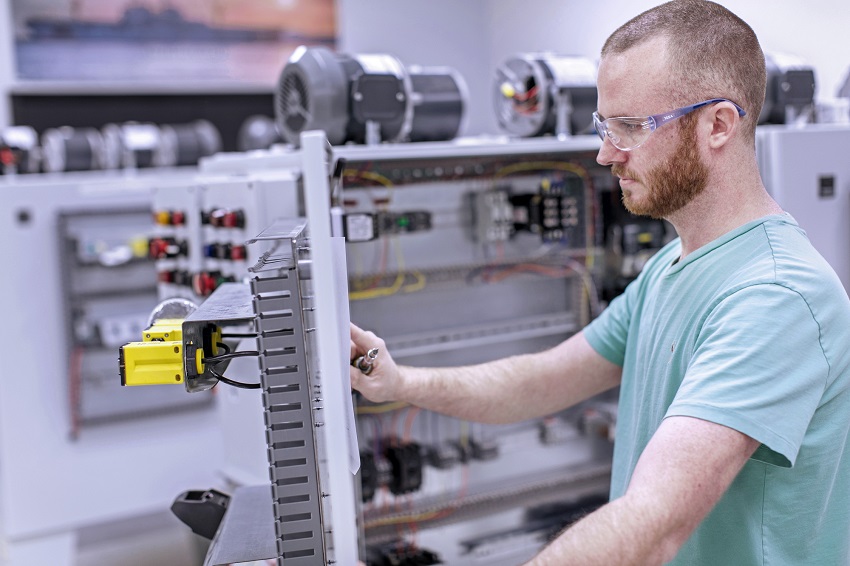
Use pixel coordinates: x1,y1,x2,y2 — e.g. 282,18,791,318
602,0,765,142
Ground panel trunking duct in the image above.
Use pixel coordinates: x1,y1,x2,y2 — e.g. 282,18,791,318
249,218,328,565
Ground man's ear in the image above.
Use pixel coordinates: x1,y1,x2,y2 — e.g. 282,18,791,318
706,103,740,149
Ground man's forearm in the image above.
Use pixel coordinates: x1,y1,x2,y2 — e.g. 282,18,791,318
393,333,621,424
351,330,621,424
398,354,538,423
526,496,678,566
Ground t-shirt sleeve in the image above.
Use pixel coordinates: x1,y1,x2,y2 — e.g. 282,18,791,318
665,283,828,468
583,277,637,367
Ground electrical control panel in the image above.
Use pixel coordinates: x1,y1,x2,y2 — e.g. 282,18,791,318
151,170,300,303
0,168,224,564
334,139,623,565
58,207,212,431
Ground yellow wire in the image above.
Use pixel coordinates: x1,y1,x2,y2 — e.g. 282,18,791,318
493,161,589,182
402,271,427,293
394,240,427,293
349,270,427,300
344,168,394,287
460,420,469,452
343,169,394,188
349,272,406,301
349,236,428,300
356,401,409,415
342,168,435,297
349,237,404,300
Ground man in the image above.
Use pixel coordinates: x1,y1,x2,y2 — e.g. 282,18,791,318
350,1,850,564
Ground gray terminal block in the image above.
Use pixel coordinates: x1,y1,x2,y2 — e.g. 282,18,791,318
249,220,327,566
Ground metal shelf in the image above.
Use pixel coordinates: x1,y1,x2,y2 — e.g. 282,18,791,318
9,79,274,96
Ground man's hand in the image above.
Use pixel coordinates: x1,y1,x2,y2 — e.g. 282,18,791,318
349,322,403,403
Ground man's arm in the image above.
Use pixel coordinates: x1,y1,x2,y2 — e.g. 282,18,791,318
526,415,760,566
350,324,622,424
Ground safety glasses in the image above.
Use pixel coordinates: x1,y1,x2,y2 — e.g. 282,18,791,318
592,98,746,151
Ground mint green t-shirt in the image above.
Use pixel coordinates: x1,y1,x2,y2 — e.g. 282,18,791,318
584,214,850,565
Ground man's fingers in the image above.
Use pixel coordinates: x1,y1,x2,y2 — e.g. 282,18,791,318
350,322,383,358
350,323,372,361
350,322,369,342
349,367,361,390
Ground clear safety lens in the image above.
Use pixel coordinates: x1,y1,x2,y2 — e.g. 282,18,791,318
593,113,654,151
606,118,653,150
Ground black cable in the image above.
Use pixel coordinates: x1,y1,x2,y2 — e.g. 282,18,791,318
205,342,262,389
202,350,260,364
208,364,262,390
221,332,258,338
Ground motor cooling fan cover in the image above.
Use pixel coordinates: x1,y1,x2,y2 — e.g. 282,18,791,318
275,46,350,146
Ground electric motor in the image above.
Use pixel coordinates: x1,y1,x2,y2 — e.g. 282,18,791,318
157,120,222,167
494,53,597,137
102,122,161,169
407,67,467,142
41,126,106,172
275,46,466,146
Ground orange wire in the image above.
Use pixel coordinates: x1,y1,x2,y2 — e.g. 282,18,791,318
390,408,404,446
402,407,421,443
421,463,471,523
363,236,391,290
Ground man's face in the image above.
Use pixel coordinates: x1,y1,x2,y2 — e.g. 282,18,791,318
612,116,708,219
596,38,709,219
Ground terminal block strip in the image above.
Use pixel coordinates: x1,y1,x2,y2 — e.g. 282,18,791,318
249,219,328,566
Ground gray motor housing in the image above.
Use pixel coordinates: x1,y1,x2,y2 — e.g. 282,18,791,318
42,126,107,172
275,46,466,146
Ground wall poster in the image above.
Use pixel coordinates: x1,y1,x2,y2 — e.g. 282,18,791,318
11,0,336,85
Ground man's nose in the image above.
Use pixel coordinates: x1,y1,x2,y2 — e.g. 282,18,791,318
596,136,626,167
